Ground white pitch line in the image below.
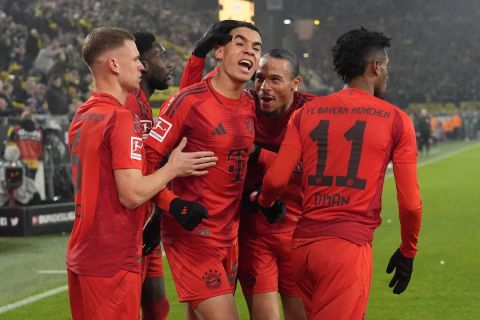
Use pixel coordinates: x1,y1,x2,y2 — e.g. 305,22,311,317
417,142,480,169
386,142,480,178
37,270,67,274
0,285,68,314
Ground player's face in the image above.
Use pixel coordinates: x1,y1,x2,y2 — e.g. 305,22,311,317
374,52,389,99
117,40,145,91
142,42,173,90
255,57,300,115
216,27,262,83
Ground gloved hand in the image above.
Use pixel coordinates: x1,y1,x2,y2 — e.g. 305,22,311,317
248,144,262,164
248,190,286,224
386,248,414,294
193,20,240,58
170,198,208,231
142,209,161,256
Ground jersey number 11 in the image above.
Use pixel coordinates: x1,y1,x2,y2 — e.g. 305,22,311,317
308,120,367,190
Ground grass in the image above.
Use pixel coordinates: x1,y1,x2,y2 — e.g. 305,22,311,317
0,140,479,319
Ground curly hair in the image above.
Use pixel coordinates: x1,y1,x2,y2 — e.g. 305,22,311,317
332,27,391,84
133,32,156,57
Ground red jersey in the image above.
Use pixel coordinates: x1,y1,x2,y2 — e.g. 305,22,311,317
178,54,316,234
67,93,144,277
125,89,153,140
241,91,315,234
125,89,154,222
144,79,256,247
260,88,422,257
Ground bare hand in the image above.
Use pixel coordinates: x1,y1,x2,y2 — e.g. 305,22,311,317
166,137,217,177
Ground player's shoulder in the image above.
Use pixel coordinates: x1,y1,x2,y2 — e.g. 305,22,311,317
371,96,410,120
162,81,208,116
176,81,209,101
295,91,316,106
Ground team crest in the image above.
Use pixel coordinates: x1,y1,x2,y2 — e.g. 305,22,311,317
245,118,254,133
203,269,221,289
130,137,143,160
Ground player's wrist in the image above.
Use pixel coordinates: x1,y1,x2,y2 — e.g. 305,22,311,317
159,161,178,181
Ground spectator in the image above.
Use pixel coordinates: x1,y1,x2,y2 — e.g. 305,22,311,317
417,108,432,155
8,110,43,179
45,75,69,115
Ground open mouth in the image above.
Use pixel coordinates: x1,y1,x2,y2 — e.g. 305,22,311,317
238,59,253,71
260,95,274,102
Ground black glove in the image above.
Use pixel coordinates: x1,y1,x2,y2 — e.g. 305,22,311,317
170,198,208,231
248,144,262,164
142,209,162,256
248,190,286,224
193,20,240,58
386,248,414,294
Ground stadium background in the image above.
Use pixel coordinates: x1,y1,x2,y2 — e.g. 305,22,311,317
0,0,479,318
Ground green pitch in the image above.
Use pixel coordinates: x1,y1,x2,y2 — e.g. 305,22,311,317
1,141,479,319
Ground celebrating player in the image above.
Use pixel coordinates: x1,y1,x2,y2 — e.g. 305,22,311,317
180,22,315,319
124,31,173,320
144,21,264,320
179,23,314,319
67,27,215,320
254,28,423,319
237,49,314,320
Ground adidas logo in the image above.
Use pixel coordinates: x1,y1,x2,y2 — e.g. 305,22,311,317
211,123,227,135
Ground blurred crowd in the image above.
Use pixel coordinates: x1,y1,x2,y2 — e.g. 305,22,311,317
0,0,216,117
294,0,480,107
2,0,480,117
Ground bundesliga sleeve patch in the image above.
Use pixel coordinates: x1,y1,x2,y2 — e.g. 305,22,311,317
140,120,153,139
149,116,172,143
131,137,143,160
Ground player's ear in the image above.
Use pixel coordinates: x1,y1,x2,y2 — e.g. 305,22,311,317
214,45,224,61
372,60,382,76
107,57,120,74
291,76,301,92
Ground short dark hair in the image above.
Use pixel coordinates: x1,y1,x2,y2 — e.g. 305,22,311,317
231,20,262,36
262,49,299,78
82,27,134,66
332,27,391,84
133,32,156,57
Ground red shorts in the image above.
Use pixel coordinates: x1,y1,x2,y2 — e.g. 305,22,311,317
238,231,302,297
141,245,165,283
290,237,372,320
68,269,141,320
163,238,238,308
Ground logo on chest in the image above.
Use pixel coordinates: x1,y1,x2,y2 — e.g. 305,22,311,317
227,148,249,182
211,123,227,136
245,118,254,134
